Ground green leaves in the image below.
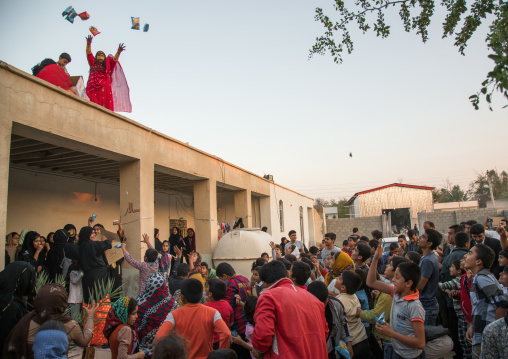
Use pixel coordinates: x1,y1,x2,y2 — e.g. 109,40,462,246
310,0,508,109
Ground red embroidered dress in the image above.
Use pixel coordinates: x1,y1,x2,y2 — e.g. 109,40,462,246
86,53,132,112
86,53,115,110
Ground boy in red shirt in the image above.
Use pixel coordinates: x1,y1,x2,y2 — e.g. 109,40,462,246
155,279,230,359
204,279,234,349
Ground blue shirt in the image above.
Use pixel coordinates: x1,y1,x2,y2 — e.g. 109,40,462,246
355,289,370,328
419,253,440,306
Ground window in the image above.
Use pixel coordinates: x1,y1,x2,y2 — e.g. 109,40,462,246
299,206,304,240
279,200,284,232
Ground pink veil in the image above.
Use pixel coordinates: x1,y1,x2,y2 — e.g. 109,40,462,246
110,59,132,113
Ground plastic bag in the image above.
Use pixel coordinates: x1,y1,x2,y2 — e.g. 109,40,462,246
335,340,350,359
131,17,140,30
375,312,387,325
62,6,78,23
78,12,90,20
89,26,100,36
143,23,149,32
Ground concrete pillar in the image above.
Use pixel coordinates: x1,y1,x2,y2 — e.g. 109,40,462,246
194,179,217,265
120,159,154,297
0,119,12,270
234,189,253,228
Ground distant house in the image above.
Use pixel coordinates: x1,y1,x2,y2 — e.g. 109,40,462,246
324,206,339,219
434,200,479,212
344,183,434,230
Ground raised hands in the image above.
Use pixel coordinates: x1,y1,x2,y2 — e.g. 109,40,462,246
373,241,383,261
142,233,150,244
189,251,198,264
86,35,93,45
118,43,126,53
174,245,183,258
84,301,100,318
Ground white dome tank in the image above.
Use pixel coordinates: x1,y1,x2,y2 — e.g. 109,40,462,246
212,228,274,279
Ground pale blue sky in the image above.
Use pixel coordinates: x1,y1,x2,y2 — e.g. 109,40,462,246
1,1,505,200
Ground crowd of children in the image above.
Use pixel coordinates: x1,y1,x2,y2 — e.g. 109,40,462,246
2,218,508,359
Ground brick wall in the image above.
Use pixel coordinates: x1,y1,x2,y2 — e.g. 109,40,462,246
418,208,508,233
326,216,383,242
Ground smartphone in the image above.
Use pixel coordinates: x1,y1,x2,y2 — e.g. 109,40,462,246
113,220,120,225
91,213,96,222
230,330,238,343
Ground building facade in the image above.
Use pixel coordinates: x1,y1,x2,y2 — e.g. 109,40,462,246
0,62,314,295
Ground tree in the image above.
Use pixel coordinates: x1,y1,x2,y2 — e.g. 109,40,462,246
433,184,469,203
314,197,349,218
309,0,508,109
468,169,508,204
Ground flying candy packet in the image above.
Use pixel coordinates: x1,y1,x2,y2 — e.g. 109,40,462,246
89,26,100,36
375,312,387,325
62,6,78,23
335,340,350,359
131,17,140,30
143,23,149,32
78,12,90,20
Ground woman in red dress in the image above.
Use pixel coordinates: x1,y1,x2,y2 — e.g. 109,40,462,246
85,35,132,112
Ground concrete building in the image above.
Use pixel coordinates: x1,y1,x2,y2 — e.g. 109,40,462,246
324,206,338,219
0,62,315,295
344,183,434,230
433,200,479,212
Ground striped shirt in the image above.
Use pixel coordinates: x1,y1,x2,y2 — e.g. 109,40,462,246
438,276,462,316
225,275,252,334
470,268,508,345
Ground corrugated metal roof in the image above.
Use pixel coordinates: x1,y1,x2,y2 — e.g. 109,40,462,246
345,183,435,206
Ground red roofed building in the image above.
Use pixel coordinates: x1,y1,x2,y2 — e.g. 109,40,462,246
344,183,434,230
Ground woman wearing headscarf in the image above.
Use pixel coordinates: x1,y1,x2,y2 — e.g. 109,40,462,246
324,251,355,286
168,227,183,267
18,229,32,248
64,224,77,244
0,262,36,355
3,283,98,359
104,297,145,359
45,229,68,281
17,231,44,271
182,228,196,264
157,240,172,281
154,228,163,253
78,226,112,303
6,232,20,263
135,274,174,358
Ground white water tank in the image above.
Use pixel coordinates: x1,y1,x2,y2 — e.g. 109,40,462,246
212,228,274,279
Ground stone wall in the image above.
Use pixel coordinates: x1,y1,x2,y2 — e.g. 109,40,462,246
326,208,508,242
326,216,383,242
418,208,508,233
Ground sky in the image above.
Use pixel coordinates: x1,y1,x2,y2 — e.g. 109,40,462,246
1,1,506,201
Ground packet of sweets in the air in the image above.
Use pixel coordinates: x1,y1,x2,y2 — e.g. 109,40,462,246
131,17,140,30
143,23,149,32
62,7,78,23
62,6,73,17
89,26,100,36
78,12,90,20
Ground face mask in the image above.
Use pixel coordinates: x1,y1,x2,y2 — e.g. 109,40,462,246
97,55,105,62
